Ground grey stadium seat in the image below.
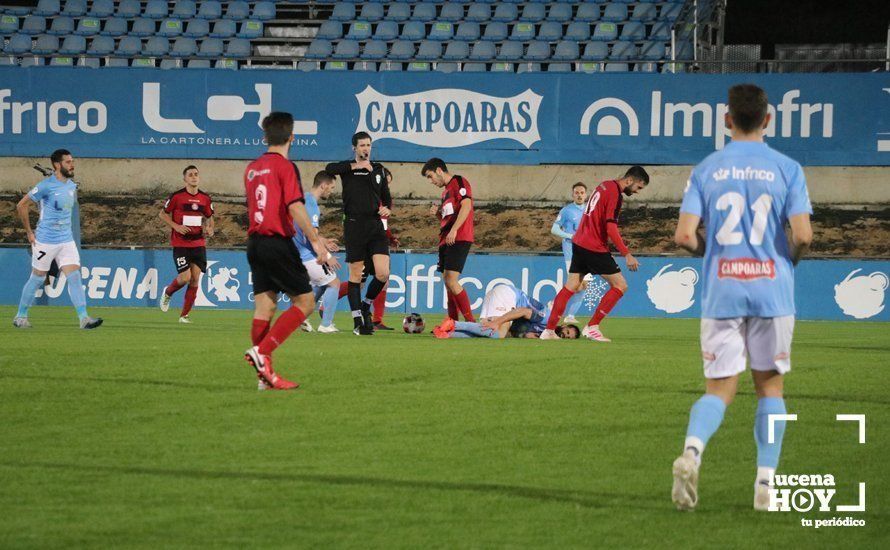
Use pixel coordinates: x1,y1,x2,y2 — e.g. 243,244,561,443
184,19,210,38
455,22,480,41
332,39,359,59
361,40,388,60
524,41,550,61
58,35,86,54
86,35,114,55
469,41,495,61
316,21,342,40
171,37,198,57
416,40,442,60
74,17,101,36
552,40,579,61
142,37,170,56
442,41,469,60
32,35,60,55
388,40,415,60
100,18,127,37
210,19,236,38
197,37,225,57
88,0,114,18
497,41,523,61
47,16,74,36
115,36,142,56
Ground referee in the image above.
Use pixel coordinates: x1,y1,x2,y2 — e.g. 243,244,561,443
326,132,391,335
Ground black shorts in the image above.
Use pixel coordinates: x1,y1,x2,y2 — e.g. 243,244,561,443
569,243,620,276
247,234,312,297
344,217,389,263
437,241,472,273
173,246,207,274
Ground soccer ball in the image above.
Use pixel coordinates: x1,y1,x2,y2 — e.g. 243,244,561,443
402,313,425,334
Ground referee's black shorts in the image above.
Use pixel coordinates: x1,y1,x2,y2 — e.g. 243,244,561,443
437,241,472,273
344,216,389,263
247,234,312,296
569,243,620,276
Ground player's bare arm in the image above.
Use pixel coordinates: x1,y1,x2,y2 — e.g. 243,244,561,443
16,194,36,245
482,307,532,332
674,213,706,256
289,201,337,269
788,213,813,265
205,215,215,238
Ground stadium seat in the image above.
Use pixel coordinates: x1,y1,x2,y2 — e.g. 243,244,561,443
58,34,85,54
353,61,377,71
158,19,184,38
547,4,571,23
520,4,545,23
379,61,403,71
171,37,198,57
237,20,263,39
374,21,398,40
551,40,579,61
324,60,347,71
159,58,179,69
115,36,141,56
4,34,32,55
142,36,169,56
34,0,61,17
116,0,140,19
576,4,600,23
329,4,354,22
429,22,454,40
416,40,442,60
566,22,591,41
0,57,16,67
197,1,223,20
462,62,487,72
592,22,618,41
602,4,627,22
442,40,469,60
412,4,436,22
32,35,59,54
492,4,517,23
79,57,100,68
50,56,73,66
578,61,603,73
491,62,513,72
346,22,372,40
0,15,19,34
61,0,87,17
407,61,430,71
481,22,507,41
610,41,637,60
20,57,45,68
184,19,210,38
316,21,342,40
435,62,458,73
400,21,425,41
582,41,608,61
639,40,665,61
187,59,211,68
388,40,414,60
252,1,276,21
620,22,645,41
611,0,635,3
455,22,480,41
386,3,410,22
661,3,682,22
465,4,490,23
144,0,168,20
225,38,251,58
105,57,129,67
497,40,523,61
172,1,197,19
86,35,113,55
547,62,571,72
510,22,534,41
100,18,126,37
132,58,155,68
210,19,236,38
305,39,332,59
361,40,388,60
606,62,629,72
74,17,100,36
224,1,249,20
516,62,541,73
440,4,464,22
21,16,47,35
88,0,114,17
296,60,318,71
537,21,562,41
360,3,384,22
634,61,658,72
631,4,657,22
196,37,224,57
47,16,74,35
215,58,237,69
524,40,550,61
469,41,494,61
131,19,157,38
333,39,359,59
649,21,671,41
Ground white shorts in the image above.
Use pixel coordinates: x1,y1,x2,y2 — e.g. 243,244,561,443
303,259,337,287
480,284,517,319
700,316,795,379
32,240,80,271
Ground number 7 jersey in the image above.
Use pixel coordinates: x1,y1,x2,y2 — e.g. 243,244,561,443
681,141,812,318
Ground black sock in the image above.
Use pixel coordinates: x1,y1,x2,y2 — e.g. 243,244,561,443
364,277,385,305
348,281,362,327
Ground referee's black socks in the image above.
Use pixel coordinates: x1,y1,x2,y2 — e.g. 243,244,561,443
364,277,386,305
348,281,363,328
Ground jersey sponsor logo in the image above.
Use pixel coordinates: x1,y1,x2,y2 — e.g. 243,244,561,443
717,258,776,281
646,264,699,313
246,168,270,181
354,86,542,148
834,269,887,319
195,261,242,307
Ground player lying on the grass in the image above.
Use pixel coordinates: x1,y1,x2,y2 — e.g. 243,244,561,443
433,284,580,339
13,149,102,330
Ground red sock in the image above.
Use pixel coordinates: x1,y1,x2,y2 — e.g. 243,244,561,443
546,287,576,330
165,278,185,296
372,285,387,324
591,287,625,326
446,292,458,320
258,306,307,356
251,318,271,345
181,285,198,316
454,289,475,322
338,281,349,299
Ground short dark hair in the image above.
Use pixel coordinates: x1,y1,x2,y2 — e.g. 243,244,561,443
421,157,448,176
262,112,294,146
182,165,198,176
728,84,768,134
313,170,334,188
50,149,71,165
556,324,581,339
352,131,372,146
623,166,649,185
572,182,587,191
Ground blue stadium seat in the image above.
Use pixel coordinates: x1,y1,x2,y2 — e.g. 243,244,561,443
187,59,211,68
88,0,114,17
578,61,602,73
497,40,523,61
416,40,442,60
602,4,627,22
184,19,210,38
86,35,113,55
455,22,480,41
605,62,629,72
481,22,507,41
546,62,571,72
620,22,645,41
20,57,46,68
465,4,490,23
576,4,600,23
252,2,276,21
510,22,534,41
400,21,425,41
346,22,372,40
34,0,60,16
516,62,541,73
238,20,263,39
552,40,578,61
197,37,224,57
171,37,198,57
5,34,32,55
333,39,359,59
329,4,354,22
412,4,436,22
442,41,469,60
131,19,157,38
61,0,87,17
491,62,513,72
21,16,47,35
142,36,169,56
50,56,74,66
131,58,156,68
649,21,671,41
582,41,608,61
592,22,618,41
379,61,403,71
197,1,222,20
296,60,318,71
361,40,387,60
224,1,250,20
524,41,549,60
354,61,377,71
360,3,384,22
610,41,637,60
159,58,180,69
429,22,454,40
634,61,658,73
324,60,347,71
631,4,657,22
210,19,236,38
0,15,19,34
74,17,101,36
660,4,682,22
158,19,184,38
215,58,237,69
491,4,517,23
565,22,590,41
3,5,32,16
144,0,169,20
305,39,332,59
435,62,458,73
79,57,100,68
374,21,398,40
520,4,545,23
100,18,126,37
105,57,129,67
172,1,197,19
639,41,664,60
386,3,410,22
440,4,464,22
316,21,342,40
47,15,74,35
0,57,17,67
225,38,251,58
116,0,140,18
468,41,494,61
462,62,487,72
115,36,141,56
32,34,59,54
537,21,562,41
547,4,571,23
58,35,85,54
388,40,415,60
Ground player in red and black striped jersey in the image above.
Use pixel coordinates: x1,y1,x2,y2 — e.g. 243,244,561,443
422,157,476,323
542,166,650,342
243,112,339,391
158,165,214,323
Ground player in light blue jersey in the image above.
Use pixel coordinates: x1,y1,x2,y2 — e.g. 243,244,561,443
13,150,102,329
293,171,341,333
671,84,813,511
551,182,588,323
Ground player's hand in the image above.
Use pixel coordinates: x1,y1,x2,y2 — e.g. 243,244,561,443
389,235,401,248
26,231,35,245
205,227,214,238
625,254,639,272
175,224,191,235
321,252,341,271
481,319,500,331
429,203,439,217
324,238,340,252
446,229,458,245
378,206,391,218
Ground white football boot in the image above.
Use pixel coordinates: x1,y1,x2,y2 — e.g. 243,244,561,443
672,450,700,511
317,324,339,333
582,324,611,342
159,292,171,312
539,329,560,340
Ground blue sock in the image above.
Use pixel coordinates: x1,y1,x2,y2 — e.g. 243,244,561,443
684,394,727,461
453,321,499,338
754,397,787,470
565,291,585,318
16,273,45,318
65,270,89,320
321,284,339,327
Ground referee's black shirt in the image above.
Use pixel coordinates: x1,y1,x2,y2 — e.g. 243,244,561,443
325,161,392,217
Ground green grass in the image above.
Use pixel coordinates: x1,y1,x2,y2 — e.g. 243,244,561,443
0,306,887,548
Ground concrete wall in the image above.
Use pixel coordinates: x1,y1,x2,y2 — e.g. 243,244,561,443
1,157,887,205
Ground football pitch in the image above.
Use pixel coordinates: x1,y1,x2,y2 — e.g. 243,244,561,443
0,306,886,548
